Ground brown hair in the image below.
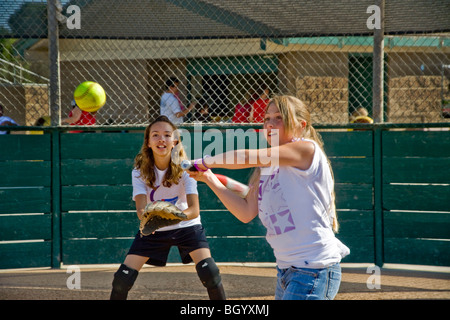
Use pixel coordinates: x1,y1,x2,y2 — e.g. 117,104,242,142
249,95,339,232
134,115,186,189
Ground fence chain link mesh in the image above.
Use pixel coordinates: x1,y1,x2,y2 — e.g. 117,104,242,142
1,0,449,127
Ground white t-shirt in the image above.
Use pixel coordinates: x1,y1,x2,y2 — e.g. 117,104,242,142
160,92,182,125
132,167,200,231
258,138,349,269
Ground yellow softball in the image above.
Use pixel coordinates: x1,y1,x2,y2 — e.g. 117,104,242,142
73,81,106,112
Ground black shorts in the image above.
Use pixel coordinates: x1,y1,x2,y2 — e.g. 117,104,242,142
127,224,210,266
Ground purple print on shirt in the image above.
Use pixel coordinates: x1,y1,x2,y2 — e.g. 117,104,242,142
269,209,296,235
259,168,296,236
150,186,178,205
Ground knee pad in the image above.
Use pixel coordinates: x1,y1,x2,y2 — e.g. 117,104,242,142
196,257,221,289
111,264,139,299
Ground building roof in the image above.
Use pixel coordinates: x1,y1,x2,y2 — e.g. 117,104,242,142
2,0,450,39
59,0,450,39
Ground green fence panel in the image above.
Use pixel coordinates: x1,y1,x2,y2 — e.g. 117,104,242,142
0,187,51,214
60,132,143,160
201,210,265,236
384,238,450,266
0,134,51,161
0,214,52,267
336,210,375,263
0,133,53,269
0,161,51,187
382,131,450,157
321,131,373,157
61,159,135,185
329,157,374,184
382,130,450,267
61,185,134,211
383,184,450,212
0,241,52,269
384,210,450,266
0,214,52,241
62,211,137,239
335,184,373,210
0,134,52,214
384,211,450,239
207,238,275,262
383,157,449,184
200,210,271,262
62,239,134,265
59,132,143,265
322,130,375,263
61,211,137,265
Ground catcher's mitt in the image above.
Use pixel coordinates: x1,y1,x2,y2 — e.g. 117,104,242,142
139,201,188,236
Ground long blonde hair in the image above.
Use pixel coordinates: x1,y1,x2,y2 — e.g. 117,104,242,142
134,115,187,189
249,95,339,232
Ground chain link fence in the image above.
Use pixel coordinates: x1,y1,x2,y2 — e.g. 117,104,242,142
1,0,449,127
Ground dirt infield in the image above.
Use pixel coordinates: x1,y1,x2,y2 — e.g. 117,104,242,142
0,264,449,300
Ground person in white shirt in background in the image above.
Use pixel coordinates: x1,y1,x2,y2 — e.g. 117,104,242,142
160,77,196,125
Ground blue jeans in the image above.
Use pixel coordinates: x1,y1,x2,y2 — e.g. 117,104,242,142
275,263,341,300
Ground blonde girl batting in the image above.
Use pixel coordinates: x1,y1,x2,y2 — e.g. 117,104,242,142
188,95,349,300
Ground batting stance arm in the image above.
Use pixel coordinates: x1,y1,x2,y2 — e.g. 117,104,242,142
202,141,315,171
194,170,258,224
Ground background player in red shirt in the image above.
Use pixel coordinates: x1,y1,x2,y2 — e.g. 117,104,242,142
249,85,270,123
63,100,97,133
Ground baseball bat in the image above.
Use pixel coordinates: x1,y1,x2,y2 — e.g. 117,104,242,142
181,159,250,198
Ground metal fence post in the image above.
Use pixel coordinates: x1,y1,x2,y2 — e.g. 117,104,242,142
47,0,61,126
372,0,385,266
48,1,62,268
51,128,62,268
373,0,385,123
373,126,384,267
